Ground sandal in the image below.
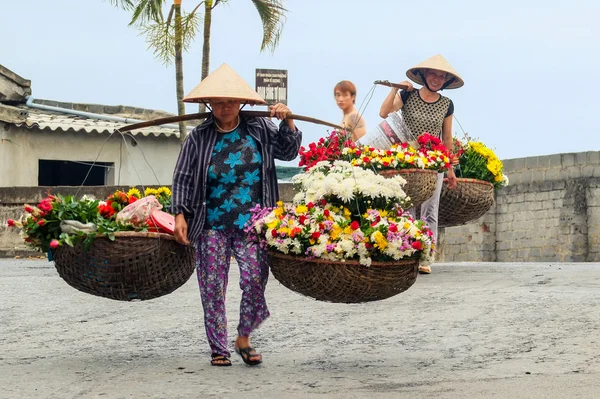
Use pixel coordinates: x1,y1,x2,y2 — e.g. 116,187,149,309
210,353,232,367
418,265,432,274
234,346,262,366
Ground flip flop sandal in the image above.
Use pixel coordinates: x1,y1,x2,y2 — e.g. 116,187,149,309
210,354,232,367
234,346,262,366
418,265,432,274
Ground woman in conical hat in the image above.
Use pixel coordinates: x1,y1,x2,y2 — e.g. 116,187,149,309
379,54,463,274
171,63,302,366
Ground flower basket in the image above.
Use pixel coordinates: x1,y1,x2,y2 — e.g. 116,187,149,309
267,251,419,303
438,178,495,228
53,232,195,301
378,169,439,207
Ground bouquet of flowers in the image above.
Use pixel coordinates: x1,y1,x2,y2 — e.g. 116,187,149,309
6,186,174,252
454,137,508,189
246,161,434,266
299,130,450,173
298,129,353,170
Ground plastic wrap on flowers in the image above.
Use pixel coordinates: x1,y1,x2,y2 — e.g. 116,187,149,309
377,169,439,207
438,178,495,228
53,232,195,301
267,252,419,303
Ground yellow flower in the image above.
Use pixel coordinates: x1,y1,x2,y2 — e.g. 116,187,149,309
276,200,283,207
267,219,279,229
343,207,352,218
144,188,158,197
278,227,290,236
127,188,142,199
274,207,284,217
295,205,308,214
343,226,354,235
330,224,342,240
372,231,388,250
157,186,172,197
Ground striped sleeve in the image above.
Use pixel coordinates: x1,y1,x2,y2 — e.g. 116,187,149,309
171,132,197,217
261,118,302,161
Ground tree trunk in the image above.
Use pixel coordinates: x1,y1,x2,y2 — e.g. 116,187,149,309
199,1,213,113
174,1,187,141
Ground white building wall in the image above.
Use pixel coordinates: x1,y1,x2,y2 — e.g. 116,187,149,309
0,124,182,187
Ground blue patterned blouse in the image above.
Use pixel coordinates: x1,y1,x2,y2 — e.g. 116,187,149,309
204,128,262,230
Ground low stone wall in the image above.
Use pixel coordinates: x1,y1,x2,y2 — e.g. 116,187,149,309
0,184,297,257
3,151,600,262
440,151,600,262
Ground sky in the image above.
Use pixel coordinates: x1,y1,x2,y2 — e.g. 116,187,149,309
2,0,600,167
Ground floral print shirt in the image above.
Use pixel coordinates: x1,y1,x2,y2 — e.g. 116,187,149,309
204,128,262,230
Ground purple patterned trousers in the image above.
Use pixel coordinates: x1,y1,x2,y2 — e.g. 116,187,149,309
195,229,270,357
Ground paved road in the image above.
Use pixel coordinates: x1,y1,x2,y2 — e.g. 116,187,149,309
1,259,600,398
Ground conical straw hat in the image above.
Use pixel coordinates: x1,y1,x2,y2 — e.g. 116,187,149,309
406,54,464,89
183,63,266,104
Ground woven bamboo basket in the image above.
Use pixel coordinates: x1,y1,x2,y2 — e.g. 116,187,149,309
267,251,419,303
378,169,438,207
438,178,495,228
53,232,195,301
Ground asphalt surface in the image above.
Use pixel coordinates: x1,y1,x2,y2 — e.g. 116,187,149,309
1,259,600,398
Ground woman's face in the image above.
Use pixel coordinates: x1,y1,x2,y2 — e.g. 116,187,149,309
424,69,448,91
209,98,242,124
334,90,355,111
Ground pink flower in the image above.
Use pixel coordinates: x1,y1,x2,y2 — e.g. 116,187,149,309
7,219,15,227
24,205,34,213
49,239,60,249
37,220,46,226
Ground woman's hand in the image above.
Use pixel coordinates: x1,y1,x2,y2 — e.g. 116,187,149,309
174,214,190,245
269,103,295,130
446,168,458,190
269,103,291,120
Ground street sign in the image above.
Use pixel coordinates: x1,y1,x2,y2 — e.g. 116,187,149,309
255,69,288,105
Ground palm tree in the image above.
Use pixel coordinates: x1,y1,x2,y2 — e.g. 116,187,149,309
108,0,288,135
107,0,197,140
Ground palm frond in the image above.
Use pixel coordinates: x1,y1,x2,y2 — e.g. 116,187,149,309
140,10,201,65
130,0,167,25
249,0,287,52
105,0,135,10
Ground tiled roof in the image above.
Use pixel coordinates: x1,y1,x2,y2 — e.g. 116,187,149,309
6,101,182,138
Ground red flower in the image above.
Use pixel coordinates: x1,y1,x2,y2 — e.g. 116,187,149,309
323,209,330,217
271,229,278,237
412,241,423,250
38,198,53,213
311,231,321,239
320,199,327,206
307,202,315,209
37,220,46,226
98,203,116,218
7,219,15,227
299,215,307,225
350,221,360,230
128,196,138,204
49,239,60,249
24,205,34,213
389,224,398,233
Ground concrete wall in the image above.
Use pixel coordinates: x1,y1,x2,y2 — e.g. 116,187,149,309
440,151,600,262
0,124,181,187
